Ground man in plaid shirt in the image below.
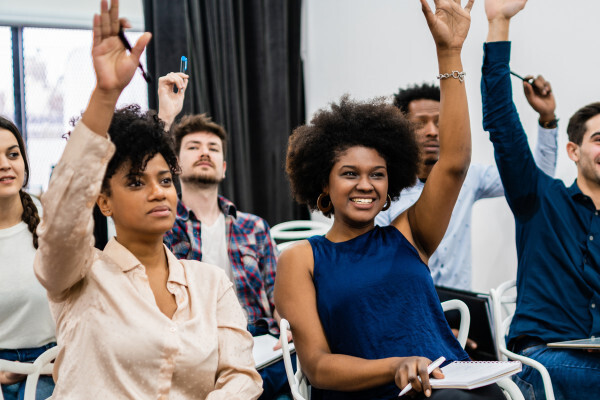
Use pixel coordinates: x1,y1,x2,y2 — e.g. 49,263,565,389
158,72,291,400
164,193,279,335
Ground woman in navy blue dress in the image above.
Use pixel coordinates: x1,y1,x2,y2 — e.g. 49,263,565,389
275,1,505,399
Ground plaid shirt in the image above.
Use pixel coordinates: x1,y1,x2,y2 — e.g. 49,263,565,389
164,196,279,334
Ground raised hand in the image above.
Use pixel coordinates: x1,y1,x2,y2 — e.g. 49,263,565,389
91,0,151,94
522,75,556,123
157,72,189,130
420,0,475,52
485,0,527,21
82,0,152,136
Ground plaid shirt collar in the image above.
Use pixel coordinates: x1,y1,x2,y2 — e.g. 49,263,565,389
177,195,237,221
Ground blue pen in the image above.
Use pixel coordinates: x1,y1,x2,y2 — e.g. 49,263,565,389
398,356,445,397
180,56,188,73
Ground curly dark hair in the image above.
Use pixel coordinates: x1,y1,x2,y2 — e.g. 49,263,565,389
286,96,420,215
101,105,180,195
393,83,440,114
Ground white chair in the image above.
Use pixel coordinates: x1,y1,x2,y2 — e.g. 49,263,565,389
271,220,331,251
490,280,555,400
280,300,523,400
0,346,57,400
280,318,310,400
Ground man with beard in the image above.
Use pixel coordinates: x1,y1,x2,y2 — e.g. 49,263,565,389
481,0,600,397
376,81,559,291
159,73,289,400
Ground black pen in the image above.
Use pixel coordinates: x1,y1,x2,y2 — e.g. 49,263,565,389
118,27,152,83
510,70,534,85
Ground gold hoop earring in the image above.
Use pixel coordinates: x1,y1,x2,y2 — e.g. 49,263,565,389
382,194,392,211
317,193,333,213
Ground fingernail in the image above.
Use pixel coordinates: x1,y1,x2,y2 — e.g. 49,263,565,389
425,389,431,397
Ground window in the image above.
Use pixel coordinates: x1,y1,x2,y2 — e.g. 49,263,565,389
0,27,14,121
3,26,149,195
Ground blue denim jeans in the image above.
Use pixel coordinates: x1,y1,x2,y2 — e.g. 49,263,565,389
512,344,600,400
259,357,296,400
0,343,56,400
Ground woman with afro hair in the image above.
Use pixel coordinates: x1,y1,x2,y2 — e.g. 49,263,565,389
33,1,262,398
275,1,505,399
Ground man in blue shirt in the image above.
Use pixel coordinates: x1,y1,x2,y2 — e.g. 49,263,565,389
482,1,600,398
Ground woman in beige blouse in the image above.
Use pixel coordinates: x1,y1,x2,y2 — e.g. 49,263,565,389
33,1,262,398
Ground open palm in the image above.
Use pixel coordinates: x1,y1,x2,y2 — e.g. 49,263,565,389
91,1,150,93
421,0,475,51
92,36,140,92
485,0,527,21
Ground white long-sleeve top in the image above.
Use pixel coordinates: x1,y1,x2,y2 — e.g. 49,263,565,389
0,221,55,349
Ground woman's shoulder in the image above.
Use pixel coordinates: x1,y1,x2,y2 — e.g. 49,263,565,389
177,258,234,298
279,239,313,258
278,239,314,272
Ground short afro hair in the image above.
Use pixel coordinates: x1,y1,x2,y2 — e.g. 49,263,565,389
102,105,180,195
286,95,419,215
393,83,440,114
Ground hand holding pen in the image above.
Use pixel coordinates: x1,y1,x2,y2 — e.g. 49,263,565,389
157,71,189,130
396,356,445,398
511,71,557,124
118,25,152,83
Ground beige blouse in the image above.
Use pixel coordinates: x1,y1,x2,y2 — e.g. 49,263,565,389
34,122,262,399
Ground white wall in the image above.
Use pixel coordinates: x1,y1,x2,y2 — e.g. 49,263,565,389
303,0,600,293
0,0,144,30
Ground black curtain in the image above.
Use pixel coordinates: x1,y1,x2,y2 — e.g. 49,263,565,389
143,0,308,226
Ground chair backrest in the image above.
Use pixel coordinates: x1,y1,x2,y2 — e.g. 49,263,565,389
490,280,555,400
0,345,57,400
271,220,331,251
279,299,471,400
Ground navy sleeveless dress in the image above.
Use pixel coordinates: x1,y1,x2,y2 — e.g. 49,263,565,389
308,226,469,400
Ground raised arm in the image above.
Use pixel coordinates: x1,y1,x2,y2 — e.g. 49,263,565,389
475,73,558,199
481,0,545,219
34,0,150,300
395,0,474,258
157,72,189,130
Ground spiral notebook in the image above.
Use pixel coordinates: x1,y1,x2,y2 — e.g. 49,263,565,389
429,361,522,390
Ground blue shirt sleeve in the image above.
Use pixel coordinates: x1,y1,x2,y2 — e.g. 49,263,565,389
481,41,543,220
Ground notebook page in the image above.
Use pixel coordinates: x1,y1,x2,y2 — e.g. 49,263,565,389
253,334,295,370
430,361,521,389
